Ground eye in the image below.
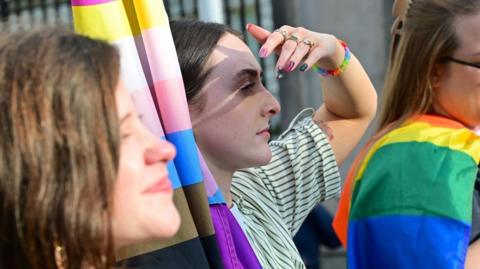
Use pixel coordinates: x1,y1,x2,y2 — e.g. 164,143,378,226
121,131,133,139
240,81,255,91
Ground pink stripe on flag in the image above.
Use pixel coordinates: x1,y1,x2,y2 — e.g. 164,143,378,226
71,0,112,6
198,151,218,197
154,78,192,133
142,27,183,81
130,87,165,137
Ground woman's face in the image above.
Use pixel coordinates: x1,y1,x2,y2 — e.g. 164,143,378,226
190,33,281,173
113,82,180,247
434,11,480,128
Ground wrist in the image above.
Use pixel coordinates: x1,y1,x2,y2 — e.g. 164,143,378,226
312,39,351,77
316,35,344,69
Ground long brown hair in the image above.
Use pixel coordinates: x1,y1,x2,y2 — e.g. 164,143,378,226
380,0,480,129
0,29,120,268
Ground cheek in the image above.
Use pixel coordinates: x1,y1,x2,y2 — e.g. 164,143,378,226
113,144,144,211
195,122,236,153
113,164,138,221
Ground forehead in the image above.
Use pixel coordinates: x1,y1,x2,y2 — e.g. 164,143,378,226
207,33,261,75
454,11,480,56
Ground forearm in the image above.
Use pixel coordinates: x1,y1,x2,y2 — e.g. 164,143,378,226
312,41,377,164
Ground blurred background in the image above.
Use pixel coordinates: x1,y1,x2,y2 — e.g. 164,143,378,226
0,1,395,268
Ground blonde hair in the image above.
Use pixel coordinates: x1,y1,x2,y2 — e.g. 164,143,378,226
380,0,480,129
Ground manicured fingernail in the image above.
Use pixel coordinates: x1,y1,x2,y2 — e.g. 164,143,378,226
246,23,252,30
259,48,268,58
286,61,295,72
299,63,308,72
275,68,285,80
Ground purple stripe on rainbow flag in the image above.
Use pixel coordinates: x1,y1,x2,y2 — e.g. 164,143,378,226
347,215,470,269
71,0,113,6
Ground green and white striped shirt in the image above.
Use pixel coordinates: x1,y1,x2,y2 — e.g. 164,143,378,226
232,109,341,269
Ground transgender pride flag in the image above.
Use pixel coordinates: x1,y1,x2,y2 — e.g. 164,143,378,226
71,1,260,268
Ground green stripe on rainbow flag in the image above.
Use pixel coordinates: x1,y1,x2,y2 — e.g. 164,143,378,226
350,141,477,223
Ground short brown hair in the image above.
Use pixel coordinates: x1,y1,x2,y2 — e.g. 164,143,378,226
0,28,120,268
380,0,480,129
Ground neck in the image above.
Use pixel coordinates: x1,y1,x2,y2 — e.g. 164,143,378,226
430,103,474,129
203,157,235,207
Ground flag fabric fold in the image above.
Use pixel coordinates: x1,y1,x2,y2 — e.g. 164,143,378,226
71,1,260,268
333,114,480,269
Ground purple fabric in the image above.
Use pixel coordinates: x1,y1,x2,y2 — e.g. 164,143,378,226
210,204,262,269
70,0,113,6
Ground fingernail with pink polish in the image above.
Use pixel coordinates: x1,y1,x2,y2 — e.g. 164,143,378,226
259,48,268,58
286,61,295,72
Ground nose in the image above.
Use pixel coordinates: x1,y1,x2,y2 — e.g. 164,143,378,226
144,133,176,165
261,87,281,117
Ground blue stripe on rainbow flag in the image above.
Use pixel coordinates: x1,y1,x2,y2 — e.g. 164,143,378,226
347,214,470,269
166,129,203,186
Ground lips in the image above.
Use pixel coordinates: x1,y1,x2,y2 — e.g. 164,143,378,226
256,126,270,135
143,176,173,194
256,126,271,139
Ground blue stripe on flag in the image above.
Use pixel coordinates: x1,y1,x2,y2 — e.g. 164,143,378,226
166,129,203,186
166,160,181,190
208,189,225,205
159,136,181,189
347,214,470,269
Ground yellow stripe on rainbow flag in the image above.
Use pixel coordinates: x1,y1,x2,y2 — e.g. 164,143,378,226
354,120,480,181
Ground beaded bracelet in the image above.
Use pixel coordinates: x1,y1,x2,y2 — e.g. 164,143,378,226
312,40,351,77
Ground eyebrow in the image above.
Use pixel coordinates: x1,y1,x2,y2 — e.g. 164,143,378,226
232,68,263,84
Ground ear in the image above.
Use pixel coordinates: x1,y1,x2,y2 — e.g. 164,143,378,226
431,63,444,89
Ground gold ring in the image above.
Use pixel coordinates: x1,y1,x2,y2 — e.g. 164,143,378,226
287,34,300,43
274,29,288,43
302,38,316,49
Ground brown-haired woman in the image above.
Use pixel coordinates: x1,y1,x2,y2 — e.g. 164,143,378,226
334,0,480,268
0,29,180,269
170,19,377,268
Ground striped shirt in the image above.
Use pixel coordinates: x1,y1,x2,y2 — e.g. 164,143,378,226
231,109,341,269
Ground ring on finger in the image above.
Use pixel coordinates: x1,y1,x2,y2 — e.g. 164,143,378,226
301,38,316,50
274,29,288,43
287,34,300,43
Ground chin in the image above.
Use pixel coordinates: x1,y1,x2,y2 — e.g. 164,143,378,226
253,148,272,166
155,204,181,238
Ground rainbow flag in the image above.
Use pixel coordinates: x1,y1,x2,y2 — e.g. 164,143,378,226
71,1,260,268
333,114,480,269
